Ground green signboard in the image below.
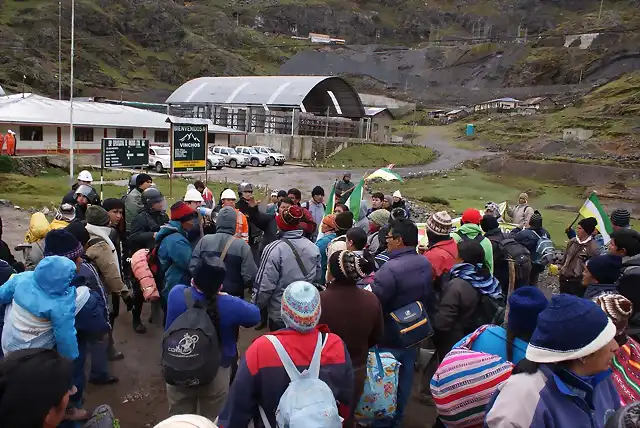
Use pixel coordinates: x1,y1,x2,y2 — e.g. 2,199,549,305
171,124,207,173
102,138,149,168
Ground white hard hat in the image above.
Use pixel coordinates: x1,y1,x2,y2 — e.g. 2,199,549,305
393,190,402,198
77,170,93,182
184,188,204,203
221,188,237,200
153,414,217,428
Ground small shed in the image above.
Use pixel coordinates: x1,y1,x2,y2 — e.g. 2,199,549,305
521,96,557,111
364,107,394,142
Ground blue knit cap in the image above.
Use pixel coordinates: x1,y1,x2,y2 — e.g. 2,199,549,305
526,294,616,363
507,286,548,336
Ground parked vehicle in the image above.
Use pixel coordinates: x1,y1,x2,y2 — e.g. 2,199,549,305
211,146,249,168
149,145,170,173
252,145,286,166
207,152,226,170
235,146,269,167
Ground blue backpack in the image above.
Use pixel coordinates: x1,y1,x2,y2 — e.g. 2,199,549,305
532,231,554,266
259,333,342,428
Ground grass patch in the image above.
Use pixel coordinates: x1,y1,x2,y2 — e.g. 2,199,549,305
373,168,586,245
0,171,262,209
324,144,436,169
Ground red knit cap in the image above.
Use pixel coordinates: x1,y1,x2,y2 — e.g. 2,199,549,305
461,208,482,225
276,205,303,231
170,201,196,221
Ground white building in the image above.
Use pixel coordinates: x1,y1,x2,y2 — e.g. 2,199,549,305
473,97,521,113
0,93,242,154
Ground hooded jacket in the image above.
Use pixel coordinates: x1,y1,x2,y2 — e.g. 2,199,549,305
217,327,353,428
156,221,193,298
423,238,458,282
129,208,169,253
452,223,494,274
190,208,257,297
315,232,337,286
124,187,144,232
372,246,435,348
85,223,126,295
254,229,322,324
485,365,620,428
506,203,535,229
0,256,79,360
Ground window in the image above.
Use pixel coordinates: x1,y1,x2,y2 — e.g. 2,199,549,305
75,127,94,142
20,126,43,141
116,128,133,138
154,130,168,143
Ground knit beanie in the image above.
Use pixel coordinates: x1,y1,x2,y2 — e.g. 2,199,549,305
102,198,125,212
592,293,633,336
276,205,303,231
461,208,482,225
65,221,90,247
391,207,407,220
519,192,529,202
85,206,110,226
529,211,543,229
604,402,640,428
507,286,548,336
281,281,321,332
426,211,453,236
526,294,616,363
586,255,623,284
136,173,152,188
335,211,354,231
611,208,631,228
579,217,598,235
369,209,390,228
480,214,500,233
44,229,84,260
312,186,325,197
329,250,368,282
170,201,197,222
277,190,287,198
191,254,226,293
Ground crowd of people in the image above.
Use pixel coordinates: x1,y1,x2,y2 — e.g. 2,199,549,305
0,168,639,428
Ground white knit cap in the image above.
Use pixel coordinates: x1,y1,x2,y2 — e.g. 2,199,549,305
154,415,217,428
221,188,237,200
184,188,204,202
393,190,402,198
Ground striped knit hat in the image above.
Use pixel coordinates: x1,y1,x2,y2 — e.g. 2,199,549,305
592,293,633,336
611,208,631,228
427,211,453,235
281,281,321,333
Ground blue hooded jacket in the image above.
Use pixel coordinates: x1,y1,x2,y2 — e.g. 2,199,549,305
157,221,193,298
0,256,79,360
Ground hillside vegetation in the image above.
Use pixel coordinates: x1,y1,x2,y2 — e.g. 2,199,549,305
0,0,639,102
469,71,640,146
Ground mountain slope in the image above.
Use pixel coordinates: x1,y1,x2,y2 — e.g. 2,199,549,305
0,0,638,103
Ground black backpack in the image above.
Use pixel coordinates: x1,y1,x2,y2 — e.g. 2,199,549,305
162,288,221,387
487,236,532,288
466,292,506,334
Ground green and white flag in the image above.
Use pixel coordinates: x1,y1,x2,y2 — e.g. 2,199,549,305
579,192,614,244
325,180,337,216
346,178,365,221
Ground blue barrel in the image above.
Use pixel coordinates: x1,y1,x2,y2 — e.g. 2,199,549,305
466,123,475,136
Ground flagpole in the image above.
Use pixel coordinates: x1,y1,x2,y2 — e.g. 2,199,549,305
569,190,595,228
69,0,75,184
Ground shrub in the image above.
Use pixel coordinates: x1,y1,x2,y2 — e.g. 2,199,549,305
418,195,451,205
0,156,13,173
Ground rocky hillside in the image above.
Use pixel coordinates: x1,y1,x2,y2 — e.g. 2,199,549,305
0,0,638,103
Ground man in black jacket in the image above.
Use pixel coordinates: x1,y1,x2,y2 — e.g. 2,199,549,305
128,188,169,333
236,182,275,264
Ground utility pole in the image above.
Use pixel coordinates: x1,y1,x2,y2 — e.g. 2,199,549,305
58,1,62,100
598,0,604,22
69,0,75,183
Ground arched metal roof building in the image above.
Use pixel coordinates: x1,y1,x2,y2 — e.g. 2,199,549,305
165,76,364,118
